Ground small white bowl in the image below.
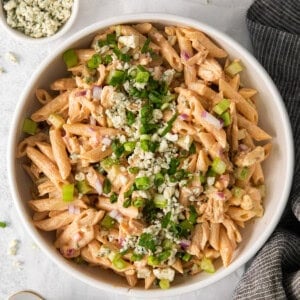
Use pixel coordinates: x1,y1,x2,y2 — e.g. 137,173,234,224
0,0,79,43
7,13,294,298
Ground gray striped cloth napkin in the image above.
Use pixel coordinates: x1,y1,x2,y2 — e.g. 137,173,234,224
233,0,300,299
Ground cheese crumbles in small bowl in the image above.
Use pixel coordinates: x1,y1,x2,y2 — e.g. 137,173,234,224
0,0,79,43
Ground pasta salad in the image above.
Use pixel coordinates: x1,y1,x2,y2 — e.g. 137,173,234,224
17,23,272,290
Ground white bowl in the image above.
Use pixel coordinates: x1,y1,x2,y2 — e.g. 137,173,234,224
7,14,294,298
0,0,79,43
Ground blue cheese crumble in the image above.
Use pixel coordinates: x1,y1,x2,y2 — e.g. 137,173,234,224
3,0,73,38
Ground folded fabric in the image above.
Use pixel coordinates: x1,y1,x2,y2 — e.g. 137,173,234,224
233,0,300,299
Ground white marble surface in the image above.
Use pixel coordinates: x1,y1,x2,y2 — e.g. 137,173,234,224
0,0,254,299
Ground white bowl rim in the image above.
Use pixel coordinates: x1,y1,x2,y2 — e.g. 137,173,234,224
7,13,294,298
0,0,79,43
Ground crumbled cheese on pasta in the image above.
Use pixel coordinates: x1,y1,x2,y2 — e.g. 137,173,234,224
153,267,175,281
5,52,18,63
118,35,139,49
8,239,18,256
3,0,73,38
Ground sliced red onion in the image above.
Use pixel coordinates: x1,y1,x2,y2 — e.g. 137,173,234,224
201,111,223,129
90,116,96,126
213,191,225,201
239,144,248,151
76,90,87,97
92,85,102,100
181,51,190,61
73,232,82,242
95,179,103,195
179,113,189,120
62,248,75,258
179,239,191,250
102,136,112,146
108,209,123,223
119,237,125,247
68,205,80,215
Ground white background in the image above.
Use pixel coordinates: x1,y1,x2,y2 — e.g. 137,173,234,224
0,0,254,299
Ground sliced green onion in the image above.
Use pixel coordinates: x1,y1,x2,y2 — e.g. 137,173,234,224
107,70,126,86
106,33,117,46
112,253,128,270
126,111,136,125
211,157,226,175
87,54,102,69
101,215,116,229
200,257,215,273
140,139,149,151
182,253,192,262
47,114,65,129
133,197,145,208
103,54,112,65
168,158,180,175
160,112,178,136
162,239,173,250
147,255,159,266
136,69,150,83
179,219,193,231
123,141,136,153
235,167,249,181
221,111,232,127
124,185,135,198
131,253,143,262
103,178,112,194
101,157,119,170
225,61,243,76
112,140,125,158
161,103,169,110
213,99,231,115
110,192,118,203
0,221,7,228
62,49,78,68
113,47,131,62
128,167,139,174
188,206,198,225
157,250,171,262
199,173,206,184
22,118,37,135
154,173,164,186
141,38,151,54
161,212,171,228
123,198,132,208
153,194,167,208
232,186,245,198
206,168,216,178
159,279,170,289
76,180,92,194
148,141,159,152
134,177,151,190
140,134,151,141
62,183,74,202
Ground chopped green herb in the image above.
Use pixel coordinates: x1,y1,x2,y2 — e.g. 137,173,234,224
22,118,37,135
131,252,143,261
103,54,113,65
124,185,135,198
162,212,172,228
182,253,192,262
189,206,198,225
123,198,132,208
112,140,125,158
160,112,178,136
126,110,136,125
141,38,151,54
138,233,156,252
113,47,131,62
62,49,78,68
168,158,180,175
157,250,171,262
